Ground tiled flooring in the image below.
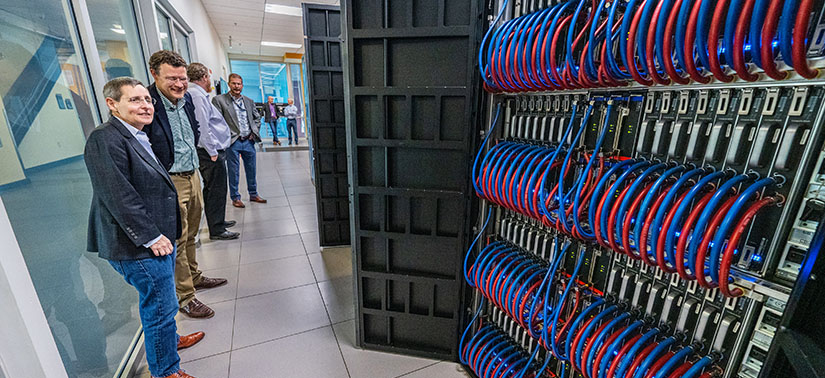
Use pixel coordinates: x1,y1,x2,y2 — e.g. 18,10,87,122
136,150,469,378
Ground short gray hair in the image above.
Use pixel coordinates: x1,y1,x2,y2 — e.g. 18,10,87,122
103,77,145,101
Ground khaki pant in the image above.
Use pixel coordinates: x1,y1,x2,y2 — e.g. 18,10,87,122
171,171,204,308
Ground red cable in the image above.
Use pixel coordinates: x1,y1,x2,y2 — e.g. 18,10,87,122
570,317,596,373
669,361,694,378
707,0,734,82
645,351,677,378
733,0,759,81
627,0,655,85
673,190,715,280
664,0,691,84
695,193,739,289
646,0,671,84
658,189,695,274
592,325,629,378
761,0,787,80
607,334,643,378
594,184,611,248
627,342,660,378
793,0,821,78
581,322,613,377
640,186,672,267
608,184,635,255
720,196,779,297
623,181,657,260
684,0,712,83
552,16,575,90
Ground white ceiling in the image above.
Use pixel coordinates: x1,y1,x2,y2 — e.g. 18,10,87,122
201,0,340,57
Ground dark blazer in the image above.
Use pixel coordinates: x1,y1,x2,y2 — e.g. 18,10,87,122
85,118,181,261
263,102,279,123
212,93,262,144
144,83,201,171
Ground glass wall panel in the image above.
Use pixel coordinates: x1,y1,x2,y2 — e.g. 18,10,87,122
0,1,139,377
260,62,289,139
87,0,148,82
174,26,190,62
289,63,305,138
229,60,262,102
155,7,173,51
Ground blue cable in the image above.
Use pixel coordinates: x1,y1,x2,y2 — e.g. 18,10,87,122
686,174,751,275
615,328,660,378
574,305,620,369
520,149,553,215
606,0,631,79
620,0,643,71
663,170,727,270
649,167,707,266
472,104,501,196
477,141,509,200
675,0,695,73
750,0,769,68
505,145,541,207
538,110,578,219
459,296,486,365
723,0,744,67
504,15,534,92
558,104,590,232
526,239,565,338
565,0,590,79
524,148,556,217
478,0,510,88
463,208,494,286
695,0,715,70
614,163,668,250
681,356,713,378
549,243,584,359
586,312,631,375
586,0,609,81
635,0,658,75
779,0,799,68
598,320,645,378
655,0,676,76
708,177,776,282
633,165,688,257
573,104,613,238
564,298,607,360
529,7,560,88
589,160,637,237
512,11,543,89
632,337,677,378
652,345,695,378
600,161,653,242
544,1,575,87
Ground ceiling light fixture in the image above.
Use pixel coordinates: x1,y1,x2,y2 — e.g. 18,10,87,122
261,41,302,49
264,4,302,16
110,28,126,34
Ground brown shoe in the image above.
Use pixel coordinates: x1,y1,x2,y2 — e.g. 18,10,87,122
177,331,205,350
179,298,214,319
232,199,245,208
249,195,267,203
194,276,228,290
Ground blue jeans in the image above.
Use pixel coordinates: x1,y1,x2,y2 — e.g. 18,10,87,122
287,119,298,144
227,139,258,201
108,254,179,377
267,120,280,143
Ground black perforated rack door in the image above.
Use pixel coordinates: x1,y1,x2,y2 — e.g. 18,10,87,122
342,0,482,360
303,4,350,247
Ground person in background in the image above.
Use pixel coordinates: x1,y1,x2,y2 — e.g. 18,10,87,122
284,98,300,145
264,96,281,146
186,63,239,241
212,73,268,208
144,50,227,319
85,77,203,378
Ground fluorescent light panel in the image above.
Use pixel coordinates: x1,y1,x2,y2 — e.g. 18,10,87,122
264,4,302,16
261,41,302,48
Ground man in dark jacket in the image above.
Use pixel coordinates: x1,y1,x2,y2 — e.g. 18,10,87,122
264,96,281,145
85,77,202,378
143,50,226,319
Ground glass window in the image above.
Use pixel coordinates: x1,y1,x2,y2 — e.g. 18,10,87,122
289,63,306,138
229,60,263,102
0,1,140,378
155,7,173,51
174,26,190,62
87,0,148,82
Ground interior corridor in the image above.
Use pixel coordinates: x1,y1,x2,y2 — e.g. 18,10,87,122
135,150,470,378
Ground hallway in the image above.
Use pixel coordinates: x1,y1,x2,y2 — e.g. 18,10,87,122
136,150,469,378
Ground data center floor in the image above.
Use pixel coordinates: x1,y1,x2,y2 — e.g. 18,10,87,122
135,150,468,378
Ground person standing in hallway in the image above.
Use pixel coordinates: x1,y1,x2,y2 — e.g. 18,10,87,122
212,73,268,208
144,50,227,319
85,77,203,378
284,98,300,145
186,63,239,241
264,96,282,146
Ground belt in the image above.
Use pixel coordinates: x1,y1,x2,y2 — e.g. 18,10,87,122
170,170,195,176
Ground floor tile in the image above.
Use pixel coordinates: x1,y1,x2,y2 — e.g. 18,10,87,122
242,205,294,223
295,215,319,233
175,301,235,363
239,234,306,264
308,248,353,282
244,196,290,208
318,277,355,324
240,219,299,241
290,203,318,219
282,178,315,188
180,352,230,378
301,232,321,254
287,192,317,203
196,241,241,271
397,362,471,378
236,255,316,298
197,266,239,305
229,327,348,378
232,285,329,349
334,320,436,378
285,185,316,196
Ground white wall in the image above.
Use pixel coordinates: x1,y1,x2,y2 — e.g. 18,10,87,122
166,0,230,82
